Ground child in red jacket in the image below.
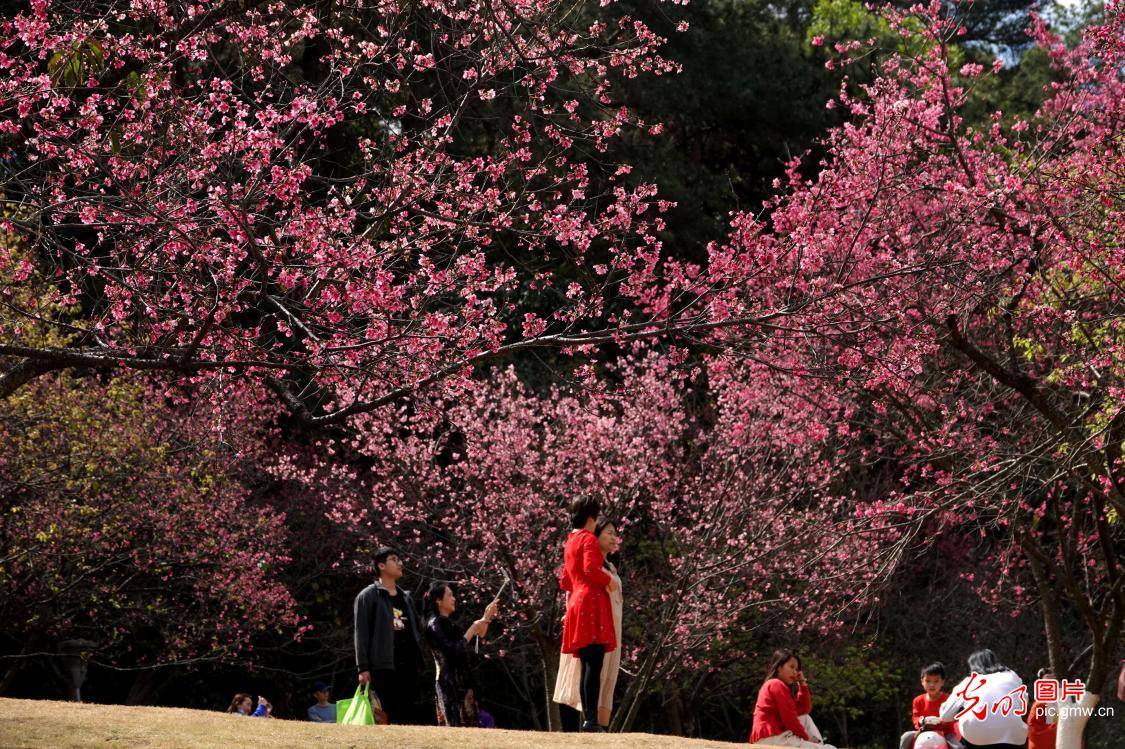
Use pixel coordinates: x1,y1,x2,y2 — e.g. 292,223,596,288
899,662,962,749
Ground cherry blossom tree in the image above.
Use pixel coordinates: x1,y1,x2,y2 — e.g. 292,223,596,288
0,372,302,678
271,351,896,732
699,3,1123,745
3,0,1121,741
0,233,301,687
0,0,796,426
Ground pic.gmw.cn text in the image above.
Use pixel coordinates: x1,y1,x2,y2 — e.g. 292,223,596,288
952,674,1117,720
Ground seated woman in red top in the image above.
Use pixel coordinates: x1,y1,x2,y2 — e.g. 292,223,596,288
559,496,618,733
750,650,836,747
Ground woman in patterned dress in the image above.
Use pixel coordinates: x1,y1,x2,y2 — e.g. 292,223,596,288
422,582,498,726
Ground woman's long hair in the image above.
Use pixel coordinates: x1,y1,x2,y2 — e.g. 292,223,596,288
227,693,252,713
967,649,1009,675
423,581,451,620
765,649,800,683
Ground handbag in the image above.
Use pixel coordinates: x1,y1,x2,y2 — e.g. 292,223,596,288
371,691,389,725
337,684,375,726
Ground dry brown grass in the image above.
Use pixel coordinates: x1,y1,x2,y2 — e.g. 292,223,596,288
0,698,785,749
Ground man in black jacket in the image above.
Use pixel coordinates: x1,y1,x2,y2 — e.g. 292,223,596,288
354,547,425,724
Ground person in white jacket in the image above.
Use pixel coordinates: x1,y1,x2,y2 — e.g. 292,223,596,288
939,650,1028,749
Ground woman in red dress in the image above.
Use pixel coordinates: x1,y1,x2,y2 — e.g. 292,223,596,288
560,496,617,732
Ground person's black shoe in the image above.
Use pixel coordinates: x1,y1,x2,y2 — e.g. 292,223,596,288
580,721,605,732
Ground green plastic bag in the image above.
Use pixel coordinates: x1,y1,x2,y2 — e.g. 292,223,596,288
337,683,375,726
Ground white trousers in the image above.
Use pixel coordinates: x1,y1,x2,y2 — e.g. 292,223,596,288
755,714,837,748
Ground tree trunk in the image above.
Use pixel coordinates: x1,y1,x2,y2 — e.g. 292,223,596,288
613,640,662,732
126,669,168,705
0,664,20,696
0,636,44,695
544,656,561,730
519,661,544,731
665,684,684,736
530,623,562,731
1057,597,1122,749
612,598,682,732
1056,690,1099,749
1020,532,1069,678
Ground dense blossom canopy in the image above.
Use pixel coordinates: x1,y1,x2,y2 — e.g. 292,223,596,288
0,0,1122,744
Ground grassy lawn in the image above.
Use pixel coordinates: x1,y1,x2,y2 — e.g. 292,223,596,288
0,698,772,748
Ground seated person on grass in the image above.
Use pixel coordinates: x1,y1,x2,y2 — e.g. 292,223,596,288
307,681,336,723
227,693,271,717
749,649,836,748
900,662,962,749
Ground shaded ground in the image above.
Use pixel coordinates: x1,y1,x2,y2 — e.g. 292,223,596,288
0,698,784,748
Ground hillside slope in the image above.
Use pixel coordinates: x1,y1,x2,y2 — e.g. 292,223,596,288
0,698,771,748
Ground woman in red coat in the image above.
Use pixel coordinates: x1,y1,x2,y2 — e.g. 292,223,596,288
750,650,836,747
560,496,617,732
